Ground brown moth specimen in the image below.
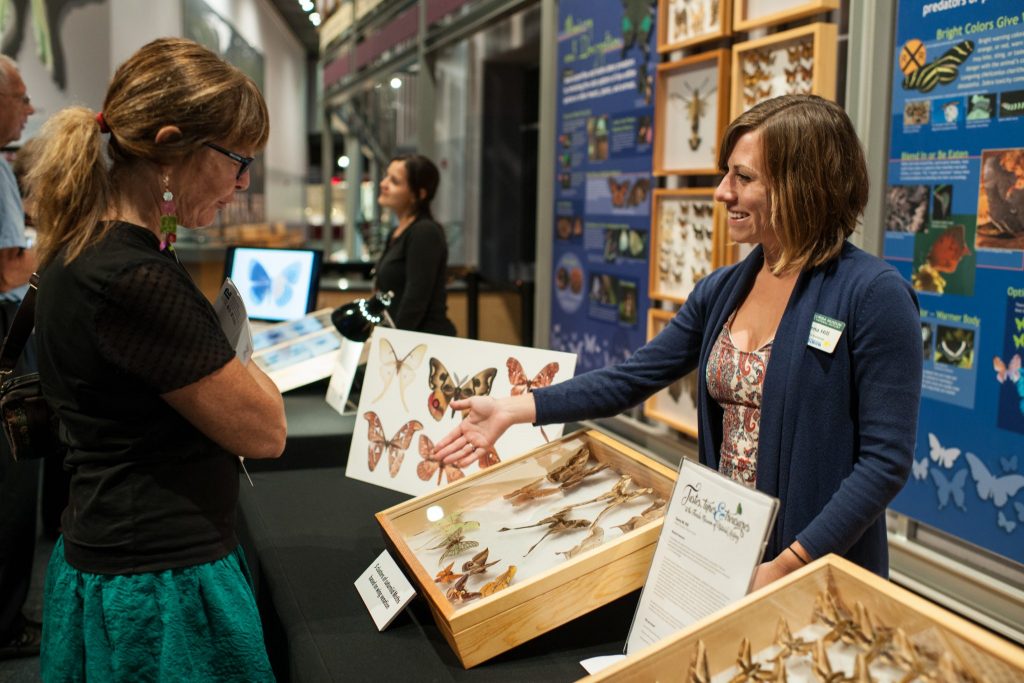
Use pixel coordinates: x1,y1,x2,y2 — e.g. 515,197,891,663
687,640,711,683
480,565,516,597
771,618,813,661
727,637,775,683
434,562,462,584
556,525,604,559
613,498,667,533
429,529,479,565
461,548,499,576
588,478,655,529
500,509,592,557
445,574,481,603
502,477,562,506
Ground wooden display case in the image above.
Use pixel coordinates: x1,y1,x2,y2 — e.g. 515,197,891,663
730,22,837,119
658,0,732,53
649,188,723,303
376,430,677,668
583,554,1024,681
733,0,838,32
642,308,700,437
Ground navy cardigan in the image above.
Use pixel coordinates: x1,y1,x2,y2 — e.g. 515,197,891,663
535,242,922,575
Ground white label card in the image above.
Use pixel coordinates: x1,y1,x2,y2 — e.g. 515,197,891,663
213,278,254,365
354,549,417,631
624,460,778,655
324,338,364,415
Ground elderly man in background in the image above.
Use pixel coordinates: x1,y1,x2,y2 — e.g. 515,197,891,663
0,52,41,660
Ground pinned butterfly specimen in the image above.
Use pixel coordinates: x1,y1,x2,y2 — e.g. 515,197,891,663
613,498,667,533
362,412,423,477
608,178,630,208
480,565,515,596
784,66,799,83
994,354,1022,384
692,202,713,218
556,525,605,559
499,509,592,557
929,467,967,511
427,359,497,420
434,562,462,584
927,432,961,468
461,548,499,576
250,260,302,307
416,434,466,485
911,456,929,481
997,511,1017,533
372,339,427,411
445,574,481,603
964,452,1024,507
503,478,562,506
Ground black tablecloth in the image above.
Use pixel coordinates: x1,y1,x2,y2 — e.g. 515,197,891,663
237,467,640,682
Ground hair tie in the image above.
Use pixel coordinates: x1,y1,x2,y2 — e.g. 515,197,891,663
96,112,110,134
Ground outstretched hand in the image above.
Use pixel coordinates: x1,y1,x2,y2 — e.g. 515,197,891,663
433,397,509,468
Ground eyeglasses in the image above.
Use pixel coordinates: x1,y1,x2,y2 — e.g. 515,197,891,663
0,92,31,106
204,142,255,180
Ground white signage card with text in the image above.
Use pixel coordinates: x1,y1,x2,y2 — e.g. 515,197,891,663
354,549,417,631
625,459,778,655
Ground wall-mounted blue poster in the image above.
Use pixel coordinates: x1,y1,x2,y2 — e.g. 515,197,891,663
885,0,1024,564
550,0,656,373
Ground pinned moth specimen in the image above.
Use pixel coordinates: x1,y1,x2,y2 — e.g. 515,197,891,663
445,574,481,603
545,446,608,490
815,591,857,646
613,498,667,533
557,525,605,559
500,509,592,557
419,512,479,555
554,475,654,530
687,640,711,683
461,548,499,576
771,618,813,660
503,477,562,506
363,412,423,477
728,638,774,682
481,565,516,597
431,530,480,564
426,358,497,420
416,434,466,485
434,562,462,584
372,338,427,411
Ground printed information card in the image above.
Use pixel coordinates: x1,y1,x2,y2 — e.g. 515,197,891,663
355,549,417,631
625,459,778,655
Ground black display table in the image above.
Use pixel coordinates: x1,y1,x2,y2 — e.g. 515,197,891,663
237,466,640,682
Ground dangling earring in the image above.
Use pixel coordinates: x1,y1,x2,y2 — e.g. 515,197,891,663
160,175,177,251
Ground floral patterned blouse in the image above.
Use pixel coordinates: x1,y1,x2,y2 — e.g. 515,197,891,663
706,312,773,488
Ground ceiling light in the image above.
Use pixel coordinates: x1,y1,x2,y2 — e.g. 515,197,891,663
390,77,402,89
337,155,350,168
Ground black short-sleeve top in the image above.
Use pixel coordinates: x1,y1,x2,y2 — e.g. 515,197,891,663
36,222,238,575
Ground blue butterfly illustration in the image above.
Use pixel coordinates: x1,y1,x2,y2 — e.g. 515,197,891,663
929,467,967,511
964,453,1024,508
250,260,302,307
1002,456,1019,473
997,510,1017,534
1015,501,1024,522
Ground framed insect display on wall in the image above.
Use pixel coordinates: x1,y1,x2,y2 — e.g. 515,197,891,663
730,22,837,119
654,49,730,176
346,327,577,496
732,0,838,32
643,308,700,437
658,0,732,54
649,188,722,303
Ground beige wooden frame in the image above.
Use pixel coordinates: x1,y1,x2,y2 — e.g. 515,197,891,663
642,307,701,437
732,0,838,32
657,0,732,54
648,188,723,303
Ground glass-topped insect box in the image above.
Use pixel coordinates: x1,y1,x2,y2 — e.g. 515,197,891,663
582,554,1024,682
375,429,677,668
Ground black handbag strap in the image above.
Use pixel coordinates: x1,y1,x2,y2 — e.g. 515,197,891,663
0,272,39,376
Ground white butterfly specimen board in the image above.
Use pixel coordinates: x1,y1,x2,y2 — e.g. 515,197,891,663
345,327,578,496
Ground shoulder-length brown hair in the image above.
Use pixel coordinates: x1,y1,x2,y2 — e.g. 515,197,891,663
29,37,269,266
717,95,868,273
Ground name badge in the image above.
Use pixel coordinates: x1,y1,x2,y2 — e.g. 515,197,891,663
807,313,845,354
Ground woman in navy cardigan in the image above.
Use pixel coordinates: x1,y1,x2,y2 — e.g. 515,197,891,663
435,95,922,587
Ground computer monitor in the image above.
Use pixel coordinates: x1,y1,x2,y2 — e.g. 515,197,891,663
223,246,323,322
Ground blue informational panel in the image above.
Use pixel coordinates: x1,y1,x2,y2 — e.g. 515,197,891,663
550,0,656,372
885,1,1024,563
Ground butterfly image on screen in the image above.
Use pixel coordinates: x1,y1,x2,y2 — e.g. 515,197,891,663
927,432,961,469
929,467,967,511
373,339,428,411
250,260,302,307
427,359,497,421
964,452,1024,508
363,411,423,478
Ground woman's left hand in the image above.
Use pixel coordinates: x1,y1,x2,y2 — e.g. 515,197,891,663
750,543,810,592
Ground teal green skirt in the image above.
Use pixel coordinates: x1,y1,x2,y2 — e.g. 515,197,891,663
41,537,274,682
